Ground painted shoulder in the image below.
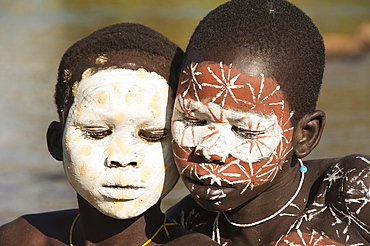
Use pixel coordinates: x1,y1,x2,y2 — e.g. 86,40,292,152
273,155,370,245
0,209,78,246
326,154,370,242
166,194,216,236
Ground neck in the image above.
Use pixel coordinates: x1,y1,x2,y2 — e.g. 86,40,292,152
219,162,311,245
74,195,165,245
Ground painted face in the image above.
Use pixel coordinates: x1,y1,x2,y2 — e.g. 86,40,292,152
63,68,178,219
172,62,294,211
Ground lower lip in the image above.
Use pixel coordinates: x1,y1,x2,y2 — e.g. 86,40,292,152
99,186,145,200
188,181,234,201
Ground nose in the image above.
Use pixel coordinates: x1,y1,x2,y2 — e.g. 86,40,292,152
194,130,229,164
105,138,138,168
105,151,138,168
106,159,137,168
194,148,226,164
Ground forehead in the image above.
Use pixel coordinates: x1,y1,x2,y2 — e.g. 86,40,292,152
77,68,170,97
178,62,288,116
71,68,172,122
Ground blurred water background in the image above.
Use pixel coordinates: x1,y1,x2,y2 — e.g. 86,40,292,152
0,0,369,225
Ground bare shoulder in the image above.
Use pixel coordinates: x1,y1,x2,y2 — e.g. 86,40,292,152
0,216,41,246
326,154,370,242
0,209,78,246
166,195,216,236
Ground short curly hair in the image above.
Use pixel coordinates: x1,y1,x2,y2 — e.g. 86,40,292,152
55,23,184,122
184,0,325,124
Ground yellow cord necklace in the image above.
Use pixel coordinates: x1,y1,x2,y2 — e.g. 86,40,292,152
69,213,178,246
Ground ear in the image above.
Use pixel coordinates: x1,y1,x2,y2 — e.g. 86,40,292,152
46,121,63,161
293,110,326,158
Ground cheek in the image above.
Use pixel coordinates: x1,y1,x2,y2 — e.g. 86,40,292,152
230,124,283,163
140,165,153,181
64,135,105,182
140,144,166,182
77,160,101,180
80,145,92,156
172,120,214,148
172,140,193,169
142,143,178,197
171,125,294,187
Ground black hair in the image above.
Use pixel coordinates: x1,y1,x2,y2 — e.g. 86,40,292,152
55,23,183,122
184,0,325,123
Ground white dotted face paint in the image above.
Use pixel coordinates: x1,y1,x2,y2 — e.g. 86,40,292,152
63,68,178,219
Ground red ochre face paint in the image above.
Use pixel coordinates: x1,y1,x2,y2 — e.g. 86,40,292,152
172,62,294,199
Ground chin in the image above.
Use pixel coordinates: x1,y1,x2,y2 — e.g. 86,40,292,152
196,199,235,212
188,186,240,212
94,199,155,220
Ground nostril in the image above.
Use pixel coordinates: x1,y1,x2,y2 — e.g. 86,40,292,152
194,148,226,164
109,161,121,168
194,148,209,161
108,161,138,168
212,160,224,165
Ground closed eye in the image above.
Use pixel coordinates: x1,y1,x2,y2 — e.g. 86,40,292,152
183,116,207,127
231,125,264,139
138,129,168,142
82,126,112,140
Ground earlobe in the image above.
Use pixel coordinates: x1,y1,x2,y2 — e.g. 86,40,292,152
293,110,326,158
46,121,64,161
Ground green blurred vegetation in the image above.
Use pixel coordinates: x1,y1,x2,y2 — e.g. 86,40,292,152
59,0,369,49
61,0,227,49
291,0,370,34
2,0,367,50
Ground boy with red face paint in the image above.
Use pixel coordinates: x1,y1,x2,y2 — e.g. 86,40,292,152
167,0,370,245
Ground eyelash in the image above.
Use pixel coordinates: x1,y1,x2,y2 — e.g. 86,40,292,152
231,125,264,139
81,126,167,142
182,115,266,140
82,126,112,140
183,116,207,126
138,129,168,142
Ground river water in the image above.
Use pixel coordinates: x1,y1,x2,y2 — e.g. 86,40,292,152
0,0,369,225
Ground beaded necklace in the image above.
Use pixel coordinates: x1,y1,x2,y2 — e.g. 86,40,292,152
69,213,178,246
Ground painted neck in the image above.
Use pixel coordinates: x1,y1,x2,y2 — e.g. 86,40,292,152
218,162,309,243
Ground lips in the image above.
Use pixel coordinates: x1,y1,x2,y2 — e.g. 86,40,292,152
184,174,234,202
99,185,145,200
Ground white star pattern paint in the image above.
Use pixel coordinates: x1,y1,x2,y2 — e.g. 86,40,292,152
62,68,178,219
172,100,283,164
277,156,370,245
172,62,294,189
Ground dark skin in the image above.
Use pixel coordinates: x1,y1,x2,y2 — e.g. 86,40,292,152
167,59,370,245
0,198,213,246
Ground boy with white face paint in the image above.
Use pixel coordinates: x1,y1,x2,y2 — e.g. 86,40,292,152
167,0,370,245
0,23,218,246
